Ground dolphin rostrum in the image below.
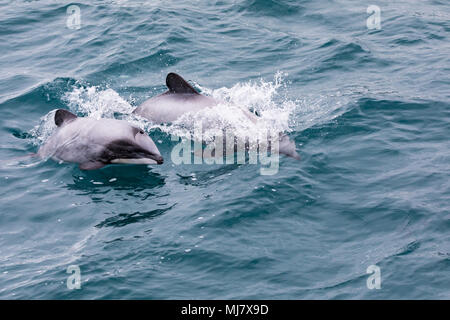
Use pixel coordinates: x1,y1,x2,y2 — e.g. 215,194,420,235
133,73,300,160
38,109,163,170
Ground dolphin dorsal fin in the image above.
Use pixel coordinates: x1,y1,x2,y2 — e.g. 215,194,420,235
166,73,199,94
55,109,77,127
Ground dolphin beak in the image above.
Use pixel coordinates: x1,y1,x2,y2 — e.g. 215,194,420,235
149,154,164,165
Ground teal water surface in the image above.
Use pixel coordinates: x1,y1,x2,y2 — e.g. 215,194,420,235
0,0,449,299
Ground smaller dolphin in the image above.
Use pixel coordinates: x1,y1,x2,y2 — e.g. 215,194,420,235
38,109,163,170
134,73,300,160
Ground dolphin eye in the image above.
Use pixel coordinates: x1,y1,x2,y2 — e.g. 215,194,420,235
132,127,145,137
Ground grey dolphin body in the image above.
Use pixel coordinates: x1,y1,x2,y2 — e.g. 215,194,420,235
134,73,217,124
133,73,300,159
38,109,163,170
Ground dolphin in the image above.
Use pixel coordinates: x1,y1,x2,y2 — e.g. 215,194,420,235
38,109,163,170
134,73,217,124
133,73,300,159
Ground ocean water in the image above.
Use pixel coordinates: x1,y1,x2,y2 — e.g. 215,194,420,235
0,0,449,299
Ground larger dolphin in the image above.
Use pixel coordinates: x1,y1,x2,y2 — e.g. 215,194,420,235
133,73,300,159
38,109,163,170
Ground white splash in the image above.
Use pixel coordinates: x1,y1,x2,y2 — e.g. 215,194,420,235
64,85,134,119
154,72,297,142
29,110,57,146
